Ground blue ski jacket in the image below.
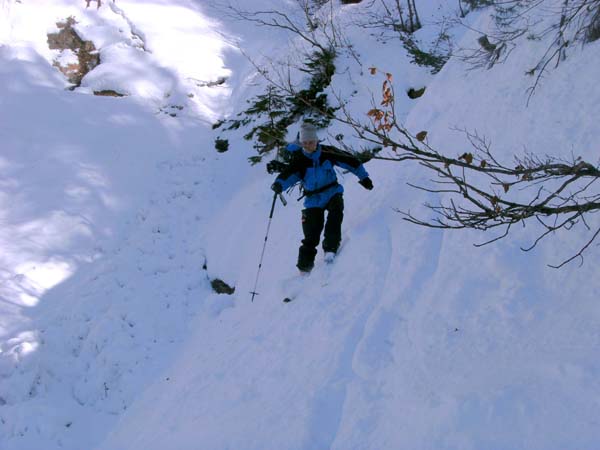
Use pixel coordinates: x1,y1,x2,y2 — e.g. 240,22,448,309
273,143,369,208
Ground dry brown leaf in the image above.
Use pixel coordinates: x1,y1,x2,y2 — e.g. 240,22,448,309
459,152,474,165
367,108,383,120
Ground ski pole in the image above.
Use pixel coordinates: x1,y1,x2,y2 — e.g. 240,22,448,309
250,192,285,301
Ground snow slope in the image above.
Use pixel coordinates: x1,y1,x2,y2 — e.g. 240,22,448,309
1,1,600,449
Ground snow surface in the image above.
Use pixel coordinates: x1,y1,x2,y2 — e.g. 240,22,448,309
1,1,600,449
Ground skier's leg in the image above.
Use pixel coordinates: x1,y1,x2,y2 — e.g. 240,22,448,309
323,194,344,253
298,207,324,271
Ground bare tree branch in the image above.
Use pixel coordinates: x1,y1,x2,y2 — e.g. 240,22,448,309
223,0,600,267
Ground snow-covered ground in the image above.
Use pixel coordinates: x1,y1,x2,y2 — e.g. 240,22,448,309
1,1,600,449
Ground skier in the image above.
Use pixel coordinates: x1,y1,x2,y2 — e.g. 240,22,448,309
270,122,373,273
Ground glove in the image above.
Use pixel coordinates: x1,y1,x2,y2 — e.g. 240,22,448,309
271,182,283,194
359,177,373,190
286,143,302,152
266,160,287,174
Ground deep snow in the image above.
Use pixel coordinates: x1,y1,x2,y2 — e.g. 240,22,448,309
1,1,600,449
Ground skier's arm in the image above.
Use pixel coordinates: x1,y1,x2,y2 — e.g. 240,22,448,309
272,150,305,191
334,160,369,181
326,147,373,189
340,161,373,189
274,172,301,191
322,145,369,180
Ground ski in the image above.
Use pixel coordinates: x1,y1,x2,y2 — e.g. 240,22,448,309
281,235,349,303
280,270,310,303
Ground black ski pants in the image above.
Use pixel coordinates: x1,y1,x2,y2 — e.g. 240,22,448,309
297,193,344,271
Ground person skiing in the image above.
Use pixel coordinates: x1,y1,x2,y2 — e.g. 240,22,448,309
270,122,373,273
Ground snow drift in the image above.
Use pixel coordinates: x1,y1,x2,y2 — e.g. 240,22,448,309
1,1,599,449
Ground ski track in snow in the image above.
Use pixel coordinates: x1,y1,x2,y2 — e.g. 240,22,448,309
302,219,394,449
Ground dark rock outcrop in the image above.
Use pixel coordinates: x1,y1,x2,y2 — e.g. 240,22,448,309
211,278,235,295
47,17,100,87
